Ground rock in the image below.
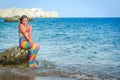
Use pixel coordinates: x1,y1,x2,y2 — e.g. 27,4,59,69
4,16,33,22
0,7,59,18
0,46,29,68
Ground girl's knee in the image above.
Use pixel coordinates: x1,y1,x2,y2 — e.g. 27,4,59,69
30,42,40,50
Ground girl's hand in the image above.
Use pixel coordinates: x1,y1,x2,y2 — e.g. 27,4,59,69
29,40,34,45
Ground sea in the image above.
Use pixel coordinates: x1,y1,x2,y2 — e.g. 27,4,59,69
0,18,120,80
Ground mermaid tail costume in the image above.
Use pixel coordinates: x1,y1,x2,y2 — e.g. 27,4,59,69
19,26,40,68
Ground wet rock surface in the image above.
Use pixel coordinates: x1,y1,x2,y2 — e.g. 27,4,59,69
0,46,29,68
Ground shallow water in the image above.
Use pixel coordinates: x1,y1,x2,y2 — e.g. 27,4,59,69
0,18,120,80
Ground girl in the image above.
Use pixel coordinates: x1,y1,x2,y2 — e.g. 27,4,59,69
18,15,40,69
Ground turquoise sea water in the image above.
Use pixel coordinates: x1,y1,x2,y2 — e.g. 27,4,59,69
0,18,120,79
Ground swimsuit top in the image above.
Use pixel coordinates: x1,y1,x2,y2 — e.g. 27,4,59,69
19,25,30,37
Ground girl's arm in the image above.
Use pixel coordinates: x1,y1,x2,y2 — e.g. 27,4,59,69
29,26,33,42
19,24,30,41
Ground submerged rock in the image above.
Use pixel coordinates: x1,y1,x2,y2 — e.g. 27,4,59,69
0,46,29,68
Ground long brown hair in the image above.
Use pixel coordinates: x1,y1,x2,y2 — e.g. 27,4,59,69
18,15,28,31
19,15,28,23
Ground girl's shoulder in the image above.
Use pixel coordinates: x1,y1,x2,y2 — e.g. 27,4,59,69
19,24,24,28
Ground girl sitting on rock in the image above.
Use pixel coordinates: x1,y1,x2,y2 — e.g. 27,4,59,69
18,15,40,69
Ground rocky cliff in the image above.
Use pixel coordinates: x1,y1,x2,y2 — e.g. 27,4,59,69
0,7,59,18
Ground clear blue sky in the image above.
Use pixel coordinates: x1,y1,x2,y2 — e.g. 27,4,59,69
0,0,120,17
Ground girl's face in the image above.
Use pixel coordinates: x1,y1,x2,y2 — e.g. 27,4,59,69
22,18,28,25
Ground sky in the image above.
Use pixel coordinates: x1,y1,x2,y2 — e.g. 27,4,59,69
0,0,120,17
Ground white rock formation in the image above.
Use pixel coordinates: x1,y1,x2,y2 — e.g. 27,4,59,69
0,7,59,18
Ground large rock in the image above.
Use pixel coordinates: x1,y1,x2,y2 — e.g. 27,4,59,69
0,46,29,68
0,7,59,18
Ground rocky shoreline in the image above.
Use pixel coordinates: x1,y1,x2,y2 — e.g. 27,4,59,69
4,16,33,22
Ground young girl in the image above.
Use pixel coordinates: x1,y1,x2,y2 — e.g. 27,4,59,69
18,15,40,69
